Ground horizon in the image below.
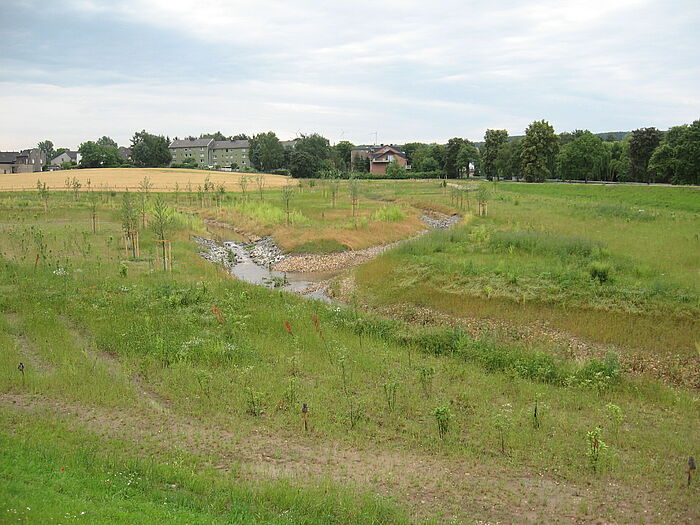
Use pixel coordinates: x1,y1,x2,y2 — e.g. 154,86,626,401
1,0,699,150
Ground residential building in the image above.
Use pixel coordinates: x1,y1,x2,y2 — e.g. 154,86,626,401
168,138,251,170
50,151,81,167
0,148,46,173
350,145,408,174
117,147,131,161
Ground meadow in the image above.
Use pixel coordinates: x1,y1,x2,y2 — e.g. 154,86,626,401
354,181,700,388
0,175,698,523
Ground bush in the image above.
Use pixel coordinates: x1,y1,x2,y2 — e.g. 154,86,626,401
589,261,612,283
371,205,404,222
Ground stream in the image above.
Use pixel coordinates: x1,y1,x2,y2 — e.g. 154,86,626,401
194,235,336,302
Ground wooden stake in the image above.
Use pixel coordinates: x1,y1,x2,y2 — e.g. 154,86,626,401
302,403,309,431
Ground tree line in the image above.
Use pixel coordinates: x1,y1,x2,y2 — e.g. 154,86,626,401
36,119,700,184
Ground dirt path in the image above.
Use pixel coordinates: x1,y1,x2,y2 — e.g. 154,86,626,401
2,392,692,524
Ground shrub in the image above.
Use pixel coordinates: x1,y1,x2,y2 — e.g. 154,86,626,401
371,205,404,222
588,261,612,283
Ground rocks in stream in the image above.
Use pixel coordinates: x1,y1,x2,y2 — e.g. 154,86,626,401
248,236,284,267
193,236,237,269
419,213,462,229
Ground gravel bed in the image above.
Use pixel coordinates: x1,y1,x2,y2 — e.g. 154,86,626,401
193,235,236,269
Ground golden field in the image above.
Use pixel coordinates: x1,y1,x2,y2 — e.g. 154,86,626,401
0,168,291,192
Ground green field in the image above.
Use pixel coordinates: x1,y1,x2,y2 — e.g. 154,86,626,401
1,178,699,523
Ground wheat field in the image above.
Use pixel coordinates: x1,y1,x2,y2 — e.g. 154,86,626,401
0,167,291,192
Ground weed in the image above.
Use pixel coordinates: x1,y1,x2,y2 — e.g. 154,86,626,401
418,366,434,398
586,426,610,472
433,405,452,439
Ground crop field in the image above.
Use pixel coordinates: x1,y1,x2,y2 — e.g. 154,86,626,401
0,181,698,523
0,167,289,192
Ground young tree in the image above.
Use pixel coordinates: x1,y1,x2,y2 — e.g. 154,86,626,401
120,192,138,258
138,176,152,227
281,182,295,225
520,120,559,182
131,130,172,167
88,190,99,233
482,129,509,180
328,176,340,207
255,174,265,200
348,177,360,220
36,180,49,212
150,196,173,271
239,175,249,199
629,127,663,183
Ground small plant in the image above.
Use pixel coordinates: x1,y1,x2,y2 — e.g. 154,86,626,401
281,183,294,226
256,174,265,200
246,388,264,416
493,405,513,454
284,377,298,407
589,261,611,284
605,403,624,437
119,261,128,277
418,366,434,398
586,426,609,472
239,175,250,200
382,379,399,413
36,180,49,212
433,405,452,439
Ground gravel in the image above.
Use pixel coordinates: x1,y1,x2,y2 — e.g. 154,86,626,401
248,236,284,267
419,213,462,229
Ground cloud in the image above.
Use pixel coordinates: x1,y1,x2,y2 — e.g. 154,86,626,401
1,0,699,148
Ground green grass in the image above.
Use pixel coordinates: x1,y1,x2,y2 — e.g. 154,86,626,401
0,416,408,524
0,186,699,522
289,239,350,254
355,182,700,372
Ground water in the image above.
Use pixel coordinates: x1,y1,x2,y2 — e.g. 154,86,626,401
223,241,335,302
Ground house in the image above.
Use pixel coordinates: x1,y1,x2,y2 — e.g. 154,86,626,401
169,138,251,170
350,145,408,174
0,148,46,173
50,151,81,167
117,147,131,161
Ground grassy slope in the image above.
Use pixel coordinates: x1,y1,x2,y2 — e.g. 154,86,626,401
0,189,699,522
353,182,699,386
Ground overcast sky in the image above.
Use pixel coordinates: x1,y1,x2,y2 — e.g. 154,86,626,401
1,0,699,149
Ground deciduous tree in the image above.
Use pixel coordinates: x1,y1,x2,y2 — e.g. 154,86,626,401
482,129,509,180
520,120,559,182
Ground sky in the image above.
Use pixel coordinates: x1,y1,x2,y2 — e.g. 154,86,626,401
1,0,699,149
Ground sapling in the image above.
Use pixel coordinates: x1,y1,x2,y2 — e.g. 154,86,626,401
151,197,174,271
433,405,452,439
418,366,434,398
605,403,624,437
493,405,513,454
71,177,81,200
586,426,609,472
88,191,99,233
256,174,265,200
36,180,49,212
239,175,249,200
328,177,340,208
281,183,294,226
348,177,359,222
383,379,399,413
138,176,152,227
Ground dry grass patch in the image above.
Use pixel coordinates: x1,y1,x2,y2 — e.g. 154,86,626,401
2,168,290,192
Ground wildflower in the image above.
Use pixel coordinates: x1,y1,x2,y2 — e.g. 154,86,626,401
60,467,65,471
283,321,293,335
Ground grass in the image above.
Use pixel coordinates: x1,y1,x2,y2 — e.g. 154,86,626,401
0,184,698,522
354,181,700,387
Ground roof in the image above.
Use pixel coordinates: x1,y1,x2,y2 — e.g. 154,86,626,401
51,151,78,163
371,145,406,161
211,140,249,150
169,138,214,148
281,139,299,148
0,151,19,163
